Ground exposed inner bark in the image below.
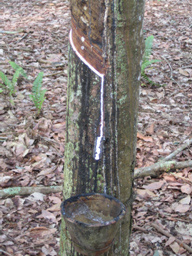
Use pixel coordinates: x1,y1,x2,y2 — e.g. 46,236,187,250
70,0,105,46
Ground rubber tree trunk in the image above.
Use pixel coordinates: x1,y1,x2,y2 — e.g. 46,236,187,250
60,0,145,255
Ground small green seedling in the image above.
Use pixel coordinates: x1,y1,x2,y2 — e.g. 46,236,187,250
30,72,46,114
141,35,161,85
0,61,28,104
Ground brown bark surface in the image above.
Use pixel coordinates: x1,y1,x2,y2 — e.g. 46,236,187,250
60,0,145,255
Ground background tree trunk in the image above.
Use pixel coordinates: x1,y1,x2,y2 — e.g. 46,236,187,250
60,0,145,255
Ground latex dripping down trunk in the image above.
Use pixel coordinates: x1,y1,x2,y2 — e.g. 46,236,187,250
69,19,107,161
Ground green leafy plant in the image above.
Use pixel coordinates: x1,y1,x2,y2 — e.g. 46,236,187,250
30,72,46,113
0,61,28,103
141,35,161,85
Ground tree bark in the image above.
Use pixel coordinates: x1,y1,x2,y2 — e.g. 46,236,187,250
60,0,145,255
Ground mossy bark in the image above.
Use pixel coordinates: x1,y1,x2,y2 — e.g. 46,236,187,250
60,0,145,255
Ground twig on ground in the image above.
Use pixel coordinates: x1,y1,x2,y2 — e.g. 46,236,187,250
0,30,24,34
135,138,192,178
0,137,7,141
162,56,173,80
132,224,148,233
38,59,52,64
151,223,192,254
0,62,9,65
18,33,29,42
39,136,60,147
134,160,192,179
39,136,63,156
181,65,192,69
0,249,13,256
162,56,180,87
13,48,34,52
163,138,192,161
169,173,192,184
43,71,65,77
0,186,63,199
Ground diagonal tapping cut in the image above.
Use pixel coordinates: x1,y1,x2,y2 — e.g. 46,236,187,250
69,29,105,160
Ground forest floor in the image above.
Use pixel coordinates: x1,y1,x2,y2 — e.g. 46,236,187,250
0,0,192,255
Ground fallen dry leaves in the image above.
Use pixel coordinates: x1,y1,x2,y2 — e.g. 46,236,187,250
132,173,192,255
132,0,192,253
0,0,69,254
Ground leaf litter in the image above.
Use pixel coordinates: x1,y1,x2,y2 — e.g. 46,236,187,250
0,0,192,255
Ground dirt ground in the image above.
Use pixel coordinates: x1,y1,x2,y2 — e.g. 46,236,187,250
0,0,192,255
